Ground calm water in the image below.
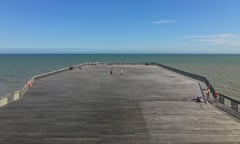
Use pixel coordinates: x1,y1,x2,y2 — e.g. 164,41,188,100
0,54,240,101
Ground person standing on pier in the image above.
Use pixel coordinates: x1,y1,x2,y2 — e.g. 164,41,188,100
110,70,113,75
120,69,123,75
205,84,211,104
206,87,210,103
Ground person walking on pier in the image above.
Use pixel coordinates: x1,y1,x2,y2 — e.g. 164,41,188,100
110,70,113,75
120,68,123,75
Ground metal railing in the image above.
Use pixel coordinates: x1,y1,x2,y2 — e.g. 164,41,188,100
149,62,240,118
1,62,239,119
0,62,96,107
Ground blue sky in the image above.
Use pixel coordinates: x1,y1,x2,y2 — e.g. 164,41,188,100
0,0,240,53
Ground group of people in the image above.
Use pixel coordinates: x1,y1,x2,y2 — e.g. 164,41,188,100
197,84,219,104
110,69,123,75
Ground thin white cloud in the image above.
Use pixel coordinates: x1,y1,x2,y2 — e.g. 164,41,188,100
182,34,235,39
182,34,240,46
152,20,176,24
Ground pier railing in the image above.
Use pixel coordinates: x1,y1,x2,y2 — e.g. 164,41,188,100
149,62,240,118
0,62,95,107
1,62,239,119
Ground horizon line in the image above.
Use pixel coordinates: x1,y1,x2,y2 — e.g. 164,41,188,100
0,53,240,55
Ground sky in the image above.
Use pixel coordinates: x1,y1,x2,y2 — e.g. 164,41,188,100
0,0,240,53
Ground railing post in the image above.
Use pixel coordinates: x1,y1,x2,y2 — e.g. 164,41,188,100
219,95,224,104
231,100,239,112
153,63,240,117
239,104,240,113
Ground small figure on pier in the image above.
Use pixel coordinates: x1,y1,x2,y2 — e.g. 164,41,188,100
27,81,33,89
120,69,123,75
206,87,210,102
110,70,113,75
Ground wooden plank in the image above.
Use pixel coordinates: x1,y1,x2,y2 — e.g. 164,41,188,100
0,65,239,144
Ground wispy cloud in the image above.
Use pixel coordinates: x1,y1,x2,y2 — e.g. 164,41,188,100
182,34,240,46
152,20,176,24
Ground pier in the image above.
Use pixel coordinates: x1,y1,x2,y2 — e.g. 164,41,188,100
0,64,240,143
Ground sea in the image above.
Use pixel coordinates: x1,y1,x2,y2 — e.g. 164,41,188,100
0,54,240,101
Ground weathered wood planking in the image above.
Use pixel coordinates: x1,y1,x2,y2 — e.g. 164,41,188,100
0,65,239,144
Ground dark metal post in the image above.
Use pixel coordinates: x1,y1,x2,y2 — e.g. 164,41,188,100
231,101,239,112
219,95,224,104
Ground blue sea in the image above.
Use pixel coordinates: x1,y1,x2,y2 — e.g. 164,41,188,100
0,54,240,101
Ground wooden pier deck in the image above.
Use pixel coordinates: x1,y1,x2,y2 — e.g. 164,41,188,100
0,65,240,144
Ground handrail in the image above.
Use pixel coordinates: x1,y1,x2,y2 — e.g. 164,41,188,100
0,62,96,107
149,62,240,116
150,63,216,92
1,62,239,118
